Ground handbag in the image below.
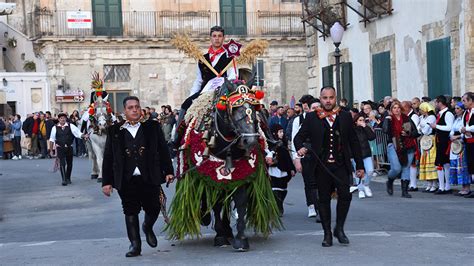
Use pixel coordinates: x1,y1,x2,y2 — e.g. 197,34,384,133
21,137,31,149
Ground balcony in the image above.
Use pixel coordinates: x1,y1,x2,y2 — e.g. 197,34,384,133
32,10,304,40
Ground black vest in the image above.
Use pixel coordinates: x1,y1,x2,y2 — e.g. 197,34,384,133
55,124,75,147
435,110,451,142
123,126,147,180
198,53,233,90
321,117,344,165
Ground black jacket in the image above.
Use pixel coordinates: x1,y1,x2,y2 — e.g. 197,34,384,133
22,117,37,136
102,120,174,190
294,111,364,179
354,126,376,159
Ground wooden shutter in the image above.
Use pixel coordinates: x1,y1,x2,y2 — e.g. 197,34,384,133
372,51,391,102
341,62,353,106
322,65,334,87
427,37,452,98
92,0,122,36
220,0,247,35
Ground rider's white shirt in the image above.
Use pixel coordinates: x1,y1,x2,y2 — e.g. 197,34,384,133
122,122,142,176
189,51,238,96
49,123,83,144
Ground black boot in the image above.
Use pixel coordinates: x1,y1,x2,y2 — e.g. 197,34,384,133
66,164,72,184
125,215,141,257
401,180,412,198
386,178,394,195
142,213,158,248
91,174,99,179
334,200,350,245
60,166,67,186
318,202,332,247
272,190,284,216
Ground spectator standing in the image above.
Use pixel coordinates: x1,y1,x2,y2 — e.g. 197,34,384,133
269,106,288,131
353,113,376,198
0,117,5,159
11,114,22,160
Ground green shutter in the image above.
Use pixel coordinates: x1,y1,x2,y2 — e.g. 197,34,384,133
427,37,452,98
220,0,247,35
341,62,353,106
322,65,333,87
92,0,122,36
372,51,392,102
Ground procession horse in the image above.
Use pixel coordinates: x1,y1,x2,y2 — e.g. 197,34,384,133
85,95,112,182
166,77,282,251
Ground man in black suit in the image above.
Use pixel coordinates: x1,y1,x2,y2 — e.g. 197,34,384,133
294,86,365,247
102,96,174,257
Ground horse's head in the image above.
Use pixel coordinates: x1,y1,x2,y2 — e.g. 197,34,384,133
92,95,112,133
219,78,261,151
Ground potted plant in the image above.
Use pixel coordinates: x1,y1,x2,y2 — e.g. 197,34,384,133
23,60,36,72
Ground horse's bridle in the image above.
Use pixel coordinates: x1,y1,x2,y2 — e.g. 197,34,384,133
214,85,261,143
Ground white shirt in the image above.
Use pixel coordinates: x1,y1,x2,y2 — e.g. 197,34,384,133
418,115,436,136
290,113,306,160
122,122,142,176
408,110,420,127
435,107,454,132
464,108,474,134
449,116,464,160
326,114,337,127
189,51,238,96
49,123,83,144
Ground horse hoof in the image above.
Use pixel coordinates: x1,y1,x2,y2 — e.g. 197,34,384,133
232,237,249,252
91,174,99,179
214,236,231,247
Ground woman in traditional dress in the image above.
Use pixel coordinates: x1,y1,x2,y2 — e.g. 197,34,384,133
417,102,438,192
449,102,471,195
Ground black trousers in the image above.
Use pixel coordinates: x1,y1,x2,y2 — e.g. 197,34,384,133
57,146,73,178
316,163,352,206
13,136,21,156
118,175,161,216
302,157,318,206
181,91,202,110
271,175,291,190
39,137,48,158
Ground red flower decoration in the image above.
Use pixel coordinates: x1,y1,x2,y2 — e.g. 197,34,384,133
254,90,264,100
88,108,94,115
96,91,103,98
216,102,227,111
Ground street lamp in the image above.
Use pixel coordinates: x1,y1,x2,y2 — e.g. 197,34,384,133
330,21,344,102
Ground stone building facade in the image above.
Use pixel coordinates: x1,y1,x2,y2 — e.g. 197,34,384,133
4,0,308,114
306,0,474,106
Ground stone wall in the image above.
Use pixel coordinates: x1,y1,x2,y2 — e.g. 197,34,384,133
465,0,474,92
305,26,319,97
38,38,307,113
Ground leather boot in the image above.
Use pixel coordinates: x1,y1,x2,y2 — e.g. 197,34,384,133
272,190,284,216
66,165,72,184
386,178,394,195
125,215,141,257
60,166,67,186
334,200,350,245
401,180,412,198
142,213,158,248
318,202,332,247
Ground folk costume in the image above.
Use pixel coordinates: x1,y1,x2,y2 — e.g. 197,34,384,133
434,107,454,194
102,119,174,257
294,107,364,247
417,103,439,192
49,113,85,186
449,111,470,186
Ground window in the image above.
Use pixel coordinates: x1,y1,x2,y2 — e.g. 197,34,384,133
104,64,130,82
107,91,131,114
220,0,247,35
92,0,123,36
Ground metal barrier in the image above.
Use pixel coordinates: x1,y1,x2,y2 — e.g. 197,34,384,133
373,128,389,174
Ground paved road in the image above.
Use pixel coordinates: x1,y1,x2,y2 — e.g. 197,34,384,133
1,158,473,265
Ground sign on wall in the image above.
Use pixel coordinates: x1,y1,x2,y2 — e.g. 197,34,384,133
56,89,85,103
66,11,93,29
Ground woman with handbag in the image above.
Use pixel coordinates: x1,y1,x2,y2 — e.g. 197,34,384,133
449,102,471,195
418,102,439,192
383,100,418,198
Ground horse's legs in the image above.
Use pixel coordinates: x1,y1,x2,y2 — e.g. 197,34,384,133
232,186,249,251
86,140,99,179
212,201,232,247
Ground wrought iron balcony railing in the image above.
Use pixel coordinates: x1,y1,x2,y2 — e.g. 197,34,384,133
32,10,304,39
